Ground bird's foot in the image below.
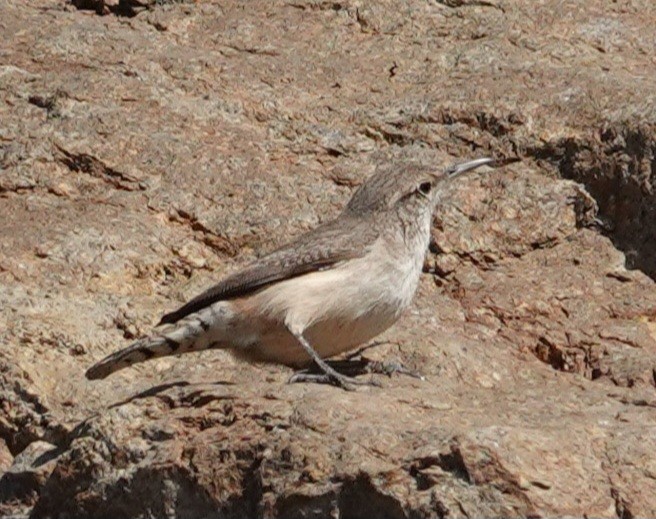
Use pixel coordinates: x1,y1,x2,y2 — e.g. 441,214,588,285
316,358,424,381
288,358,422,389
288,362,381,391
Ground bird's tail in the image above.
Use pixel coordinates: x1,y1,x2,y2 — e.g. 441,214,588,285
85,305,231,380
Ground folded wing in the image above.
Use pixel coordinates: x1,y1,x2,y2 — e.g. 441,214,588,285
159,216,379,325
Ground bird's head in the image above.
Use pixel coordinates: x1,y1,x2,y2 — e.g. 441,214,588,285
344,158,495,218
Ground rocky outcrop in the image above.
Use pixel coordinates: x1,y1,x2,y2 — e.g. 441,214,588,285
1,0,655,517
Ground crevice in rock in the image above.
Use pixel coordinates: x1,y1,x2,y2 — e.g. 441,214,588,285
527,123,656,280
287,1,345,12
337,474,407,519
356,106,526,167
424,108,525,138
611,487,635,519
71,0,137,17
70,0,185,17
360,106,525,145
361,124,417,147
274,490,338,519
220,44,280,57
55,145,146,192
407,449,471,491
0,184,38,196
431,0,504,11
28,91,65,119
165,207,240,257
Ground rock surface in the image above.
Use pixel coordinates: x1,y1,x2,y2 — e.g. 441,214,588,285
1,0,656,517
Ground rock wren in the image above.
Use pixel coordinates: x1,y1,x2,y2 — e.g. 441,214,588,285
86,158,494,388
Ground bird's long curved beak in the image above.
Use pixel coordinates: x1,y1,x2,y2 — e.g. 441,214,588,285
445,157,495,178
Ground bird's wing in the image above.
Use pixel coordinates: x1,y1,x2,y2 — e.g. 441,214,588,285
158,216,379,325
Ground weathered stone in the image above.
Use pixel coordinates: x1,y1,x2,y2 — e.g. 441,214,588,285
1,0,656,517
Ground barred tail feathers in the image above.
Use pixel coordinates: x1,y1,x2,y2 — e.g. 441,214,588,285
85,306,229,380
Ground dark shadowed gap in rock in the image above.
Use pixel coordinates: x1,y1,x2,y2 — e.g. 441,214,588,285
240,455,265,519
70,0,136,16
71,0,189,17
337,475,407,519
275,491,338,519
529,123,656,281
408,449,471,492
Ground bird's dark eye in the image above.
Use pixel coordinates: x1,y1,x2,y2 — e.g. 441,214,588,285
418,181,432,195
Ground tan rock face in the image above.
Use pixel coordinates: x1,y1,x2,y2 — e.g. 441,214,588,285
1,0,656,517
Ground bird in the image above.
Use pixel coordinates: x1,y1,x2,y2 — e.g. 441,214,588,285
85,157,495,389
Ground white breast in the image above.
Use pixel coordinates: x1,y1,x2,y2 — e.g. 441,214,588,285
247,235,426,364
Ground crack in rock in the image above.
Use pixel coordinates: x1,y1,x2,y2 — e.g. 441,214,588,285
55,145,146,192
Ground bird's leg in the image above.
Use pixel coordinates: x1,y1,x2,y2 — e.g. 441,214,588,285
287,330,380,390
